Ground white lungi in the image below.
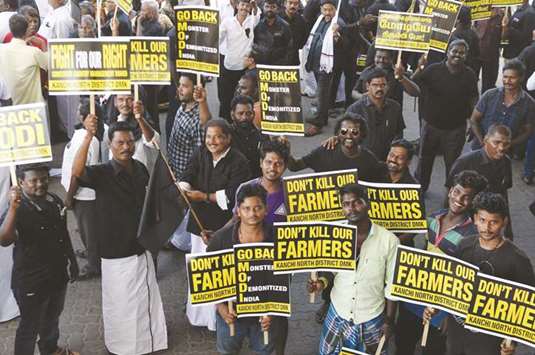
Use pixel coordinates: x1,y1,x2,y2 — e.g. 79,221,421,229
186,234,216,331
0,167,19,322
101,251,167,354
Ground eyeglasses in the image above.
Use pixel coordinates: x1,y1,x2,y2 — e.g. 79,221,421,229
340,128,359,136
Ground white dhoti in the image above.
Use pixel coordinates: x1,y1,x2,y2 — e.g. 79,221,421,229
186,234,216,331
101,251,167,355
0,245,19,322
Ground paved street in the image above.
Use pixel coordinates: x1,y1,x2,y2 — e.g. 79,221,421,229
0,80,534,355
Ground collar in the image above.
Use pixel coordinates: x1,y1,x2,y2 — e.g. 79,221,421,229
180,102,199,112
231,221,271,244
497,87,526,105
364,94,388,109
434,209,473,228
213,147,231,165
479,148,493,165
110,159,133,176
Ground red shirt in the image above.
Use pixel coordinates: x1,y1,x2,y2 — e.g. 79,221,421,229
3,32,48,51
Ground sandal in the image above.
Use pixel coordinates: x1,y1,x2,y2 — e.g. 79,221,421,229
522,176,533,185
52,347,80,355
305,125,322,137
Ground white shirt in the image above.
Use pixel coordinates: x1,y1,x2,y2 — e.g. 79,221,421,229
38,5,74,39
61,129,100,200
215,0,237,56
329,223,399,324
220,13,260,70
0,76,10,101
0,11,15,42
0,39,48,105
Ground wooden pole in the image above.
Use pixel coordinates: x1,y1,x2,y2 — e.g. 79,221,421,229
309,271,317,303
196,73,201,86
89,95,95,115
505,338,512,347
263,323,269,345
9,165,17,186
113,1,119,20
97,0,101,38
228,301,235,336
395,50,403,79
134,84,139,102
421,321,430,347
375,335,386,355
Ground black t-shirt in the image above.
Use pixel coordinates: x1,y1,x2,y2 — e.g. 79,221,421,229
302,145,385,182
455,236,535,286
4,193,70,292
414,62,478,129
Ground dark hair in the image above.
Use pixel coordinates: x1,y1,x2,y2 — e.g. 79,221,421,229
339,183,369,203
9,14,28,38
503,58,526,79
260,139,289,164
333,113,368,139
390,139,415,160
205,118,232,137
452,170,488,194
230,95,254,111
236,183,267,207
472,192,509,218
79,0,95,16
457,6,471,26
365,67,388,84
16,163,50,180
264,0,279,5
448,38,469,53
18,5,39,21
5,0,18,10
178,72,204,86
108,121,135,141
375,48,394,59
486,123,512,139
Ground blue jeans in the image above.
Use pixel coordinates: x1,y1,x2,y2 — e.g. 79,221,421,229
523,134,535,178
216,313,275,355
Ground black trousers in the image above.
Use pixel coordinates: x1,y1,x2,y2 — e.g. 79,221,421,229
73,199,100,273
446,316,501,355
219,67,245,123
330,61,357,108
474,55,500,94
13,284,67,355
141,85,161,133
308,71,334,128
395,304,446,355
416,121,466,192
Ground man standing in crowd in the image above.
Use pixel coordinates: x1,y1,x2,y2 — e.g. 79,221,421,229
180,119,250,331
412,39,479,192
0,164,79,355
72,117,168,354
396,170,488,355
309,183,399,354
207,185,278,354
384,139,417,184
474,8,503,93
280,0,308,66
218,0,259,122
501,0,535,59
286,114,385,182
254,0,293,66
303,0,346,136
353,49,421,108
167,74,211,179
229,95,267,178
0,15,47,105
425,192,534,355
470,59,534,151
347,68,406,161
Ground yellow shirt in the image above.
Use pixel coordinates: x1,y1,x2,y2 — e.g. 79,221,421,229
330,223,399,324
0,38,48,105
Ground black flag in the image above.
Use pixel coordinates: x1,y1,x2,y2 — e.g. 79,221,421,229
137,151,187,254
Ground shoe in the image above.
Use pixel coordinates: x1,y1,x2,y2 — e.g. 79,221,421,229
77,267,100,281
522,176,533,185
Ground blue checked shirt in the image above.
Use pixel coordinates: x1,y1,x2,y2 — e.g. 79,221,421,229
167,103,202,179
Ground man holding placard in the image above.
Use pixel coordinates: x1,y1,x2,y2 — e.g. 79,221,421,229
207,184,279,354
425,192,534,355
308,183,398,354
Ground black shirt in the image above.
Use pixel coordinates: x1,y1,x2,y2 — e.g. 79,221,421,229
5,193,70,292
254,16,293,65
230,124,268,179
207,221,274,252
518,41,535,88
355,65,404,107
385,167,418,184
302,144,385,182
346,96,405,160
503,4,535,59
414,62,478,130
446,148,512,195
280,12,308,65
455,236,535,286
77,159,148,259
182,147,251,235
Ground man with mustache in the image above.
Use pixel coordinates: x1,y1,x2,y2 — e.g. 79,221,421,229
384,139,417,184
412,39,479,192
396,170,488,355
280,0,308,65
253,0,293,65
347,68,405,161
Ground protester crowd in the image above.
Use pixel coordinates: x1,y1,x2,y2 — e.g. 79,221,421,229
0,0,535,353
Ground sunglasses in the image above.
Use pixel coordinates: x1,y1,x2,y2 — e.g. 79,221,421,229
340,128,360,136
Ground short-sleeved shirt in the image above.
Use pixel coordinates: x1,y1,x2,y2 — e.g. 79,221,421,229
167,103,202,179
414,62,478,130
474,87,535,146
425,209,477,256
233,178,287,225
2,193,70,292
446,148,512,195
302,145,385,182
77,159,148,259
346,96,405,160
